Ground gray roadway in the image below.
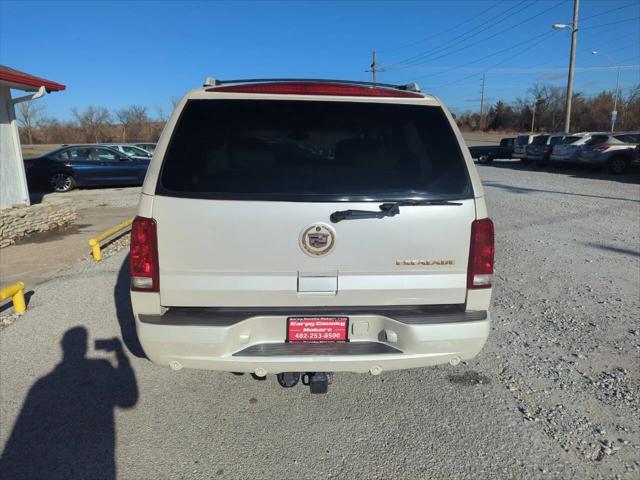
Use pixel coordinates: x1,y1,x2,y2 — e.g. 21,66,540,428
1,160,639,479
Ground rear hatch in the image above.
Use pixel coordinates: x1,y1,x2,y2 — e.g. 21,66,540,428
152,91,477,307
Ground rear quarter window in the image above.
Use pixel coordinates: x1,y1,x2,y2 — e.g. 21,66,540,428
158,99,473,201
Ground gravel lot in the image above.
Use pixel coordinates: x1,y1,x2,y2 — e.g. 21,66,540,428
1,161,638,479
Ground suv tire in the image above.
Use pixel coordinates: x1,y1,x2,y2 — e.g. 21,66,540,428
608,156,628,174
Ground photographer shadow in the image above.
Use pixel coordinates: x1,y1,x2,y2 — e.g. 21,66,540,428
0,327,138,480
115,255,146,358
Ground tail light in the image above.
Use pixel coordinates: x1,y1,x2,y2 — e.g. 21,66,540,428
467,218,494,289
592,145,611,152
207,81,422,98
130,216,159,292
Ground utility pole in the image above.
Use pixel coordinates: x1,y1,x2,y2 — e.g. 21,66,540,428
563,0,579,133
479,73,486,130
370,50,377,84
530,97,538,133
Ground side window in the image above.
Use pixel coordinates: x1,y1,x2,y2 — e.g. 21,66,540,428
122,146,137,156
549,137,563,145
586,135,608,146
56,150,70,161
615,134,640,144
67,148,93,161
94,148,119,161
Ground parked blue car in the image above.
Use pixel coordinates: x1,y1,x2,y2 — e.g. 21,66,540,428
24,145,150,192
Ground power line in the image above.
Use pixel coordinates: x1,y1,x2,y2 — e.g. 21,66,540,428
382,0,532,69
393,29,558,84
581,16,640,30
385,0,567,71
580,1,639,22
379,0,507,54
430,30,560,90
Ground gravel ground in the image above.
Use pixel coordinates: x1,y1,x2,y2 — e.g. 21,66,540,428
0,161,638,479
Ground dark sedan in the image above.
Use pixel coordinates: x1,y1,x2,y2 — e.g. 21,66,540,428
24,145,150,192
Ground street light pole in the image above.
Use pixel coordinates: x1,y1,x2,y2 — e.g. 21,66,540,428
592,50,621,132
564,0,579,133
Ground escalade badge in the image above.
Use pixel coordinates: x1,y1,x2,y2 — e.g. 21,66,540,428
300,223,336,257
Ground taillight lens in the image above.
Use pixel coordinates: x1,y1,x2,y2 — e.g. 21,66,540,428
130,216,159,292
592,145,610,152
467,218,494,289
207,81,423,98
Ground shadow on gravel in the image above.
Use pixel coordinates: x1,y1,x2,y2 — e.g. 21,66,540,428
483,180,640,203
448,371,491,386
0,327,138,480
582,241,640,258
115,255,146,358
482,159,640,186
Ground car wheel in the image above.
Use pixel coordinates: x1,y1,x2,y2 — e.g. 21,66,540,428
50,173,76,192
478,154,491,164
607,156,628,174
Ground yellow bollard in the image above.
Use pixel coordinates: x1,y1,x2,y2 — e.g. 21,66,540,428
88,217,134,262
89,238,102,262
0,281,27,313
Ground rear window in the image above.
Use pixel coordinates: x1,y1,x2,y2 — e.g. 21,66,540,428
585,135,609,146
158,100,472,201
515,135,529,146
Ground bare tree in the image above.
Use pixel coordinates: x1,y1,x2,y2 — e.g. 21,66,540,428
170,96,180,112
155,104,167,123
114,105,148,142
16,102,46,144
71,106,111,143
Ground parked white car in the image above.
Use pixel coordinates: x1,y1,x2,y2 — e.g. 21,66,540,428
129,79,494,393
102,144,152,160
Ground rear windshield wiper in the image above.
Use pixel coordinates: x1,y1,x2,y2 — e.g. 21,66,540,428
330,199,463,223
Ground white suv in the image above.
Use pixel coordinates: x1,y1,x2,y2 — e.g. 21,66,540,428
129,79,494,393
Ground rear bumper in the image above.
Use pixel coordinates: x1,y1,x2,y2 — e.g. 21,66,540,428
135,306,490,374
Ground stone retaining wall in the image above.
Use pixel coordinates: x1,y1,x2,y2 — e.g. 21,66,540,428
0,201,77,248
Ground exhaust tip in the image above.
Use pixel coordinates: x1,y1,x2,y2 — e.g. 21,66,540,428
169,361,183,371
370,365,383,376
449,356,462,366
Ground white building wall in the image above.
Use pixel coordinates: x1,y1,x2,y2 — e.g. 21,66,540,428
0,86,30,209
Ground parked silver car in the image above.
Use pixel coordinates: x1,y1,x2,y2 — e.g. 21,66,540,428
578,132,640,174
549,132,605,165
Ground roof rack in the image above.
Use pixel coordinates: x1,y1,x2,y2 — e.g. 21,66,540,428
203,77,421,93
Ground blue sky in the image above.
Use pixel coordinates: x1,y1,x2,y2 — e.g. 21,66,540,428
1,0,638,119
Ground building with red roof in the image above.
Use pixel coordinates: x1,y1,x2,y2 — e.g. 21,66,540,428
0,66,66,209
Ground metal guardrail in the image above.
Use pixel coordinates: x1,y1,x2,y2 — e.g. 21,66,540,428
89,218,134,262
0,281,26,313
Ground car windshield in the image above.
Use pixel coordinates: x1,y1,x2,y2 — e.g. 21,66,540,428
562,136,581,144
532,136,549,145
159,99,472,201
515,135,529,146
